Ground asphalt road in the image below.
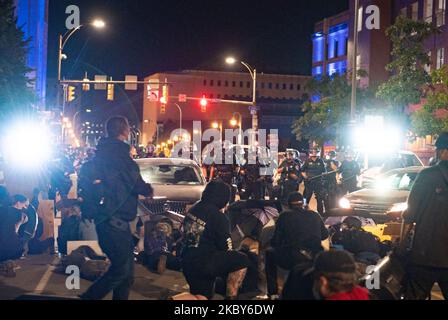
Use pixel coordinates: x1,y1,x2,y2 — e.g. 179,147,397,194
0,253,444,300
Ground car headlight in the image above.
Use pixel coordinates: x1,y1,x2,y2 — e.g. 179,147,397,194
388,202,408,213
339,197,351,209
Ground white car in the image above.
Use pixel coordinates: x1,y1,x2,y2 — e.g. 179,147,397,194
357,150,424,189
136,158,206,218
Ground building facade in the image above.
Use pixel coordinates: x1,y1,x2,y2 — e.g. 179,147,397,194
14,0,49,106
312,0,448,163
142,70,310,149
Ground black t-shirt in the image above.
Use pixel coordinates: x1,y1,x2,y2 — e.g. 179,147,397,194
182,200,233,255
271,208,329,254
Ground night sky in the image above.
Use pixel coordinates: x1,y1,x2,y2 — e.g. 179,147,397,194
48,0,349,81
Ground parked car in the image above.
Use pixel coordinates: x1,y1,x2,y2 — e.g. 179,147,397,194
356,150,424,189
136,158,206,227
326,166,425,242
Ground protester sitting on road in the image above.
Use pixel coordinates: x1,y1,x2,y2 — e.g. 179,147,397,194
0,195,29,276
265,192,329,300
331,216,381,266
282,250,369,300
181,180,250,300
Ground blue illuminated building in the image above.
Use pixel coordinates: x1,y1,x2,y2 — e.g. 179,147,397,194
14,0,49,106
312,11,350,79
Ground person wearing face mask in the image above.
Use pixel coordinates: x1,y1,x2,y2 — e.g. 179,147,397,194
403,132,448,300
0,195,29,272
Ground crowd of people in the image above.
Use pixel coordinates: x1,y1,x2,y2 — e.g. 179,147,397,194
1,114,447,301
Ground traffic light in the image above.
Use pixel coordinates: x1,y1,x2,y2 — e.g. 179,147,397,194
200,95,207,113
160,84,169,104
160,104,166,114
82,72,90,91
107,83,114,101
67,86,76,102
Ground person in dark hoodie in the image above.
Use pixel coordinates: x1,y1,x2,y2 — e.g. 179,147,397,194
80,116,153,300
403,132,448,300
181,180,249,300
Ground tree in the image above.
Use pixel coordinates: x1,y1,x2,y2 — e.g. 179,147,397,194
292,73,375,147
411,66,448,136
0,0,35,120
376,16,438,113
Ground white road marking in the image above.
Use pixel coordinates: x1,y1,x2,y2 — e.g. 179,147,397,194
34,257,58,294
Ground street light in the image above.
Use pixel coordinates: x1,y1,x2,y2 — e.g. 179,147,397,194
211,122,219,129
230,112,243,145
58,19,106,82
225,56,258,131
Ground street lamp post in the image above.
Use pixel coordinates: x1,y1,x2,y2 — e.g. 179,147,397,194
173,103,183,134
225,57,258,131
58,20,105,144
230,112,243,145
351,0,360,123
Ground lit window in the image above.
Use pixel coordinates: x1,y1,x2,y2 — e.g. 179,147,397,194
425,51,432,73
424,0,433,23
412,2,419,20
437,0,446,26
437,47,445,69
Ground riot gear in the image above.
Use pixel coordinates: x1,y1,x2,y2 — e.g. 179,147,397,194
302,150,326,214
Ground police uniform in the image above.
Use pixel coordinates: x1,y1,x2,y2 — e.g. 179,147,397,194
278,158,302,202
302,157,326,214
339,160,361,194
324,158,340,211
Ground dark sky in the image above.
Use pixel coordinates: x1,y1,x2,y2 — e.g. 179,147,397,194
48,0,348,81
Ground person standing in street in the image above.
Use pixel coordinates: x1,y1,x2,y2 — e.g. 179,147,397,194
403,132,448,300
79,116,153,300
302,148,326,214
277,151,302,203
339,151,361,195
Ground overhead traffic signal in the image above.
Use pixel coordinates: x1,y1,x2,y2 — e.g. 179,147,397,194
200,95,207,113
107,83,114,101
160,84,169,105
67,86,76,102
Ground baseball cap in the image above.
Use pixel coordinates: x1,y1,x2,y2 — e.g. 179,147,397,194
287,192,304,205
435,132,448,150
314,250,357,274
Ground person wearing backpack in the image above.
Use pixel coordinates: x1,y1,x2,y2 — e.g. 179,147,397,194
79,116,153,300
403,132,448,300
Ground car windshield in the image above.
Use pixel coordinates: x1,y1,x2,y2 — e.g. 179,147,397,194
140,164,202,185
357,153,422,171
375,172,419,191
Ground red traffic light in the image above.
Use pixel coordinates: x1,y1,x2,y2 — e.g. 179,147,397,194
200,95,207,112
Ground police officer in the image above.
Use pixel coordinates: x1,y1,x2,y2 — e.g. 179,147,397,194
339,150,361,195
324,151,340,212
302,148,326,214
277,150,302,202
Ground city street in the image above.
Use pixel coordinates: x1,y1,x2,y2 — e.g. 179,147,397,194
0,254,445,300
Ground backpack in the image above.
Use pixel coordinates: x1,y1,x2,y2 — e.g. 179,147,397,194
78,158,120,222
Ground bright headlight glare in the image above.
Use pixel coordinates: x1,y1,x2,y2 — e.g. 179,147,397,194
339,197,351,209
389,202,408,213
2,122,52,169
